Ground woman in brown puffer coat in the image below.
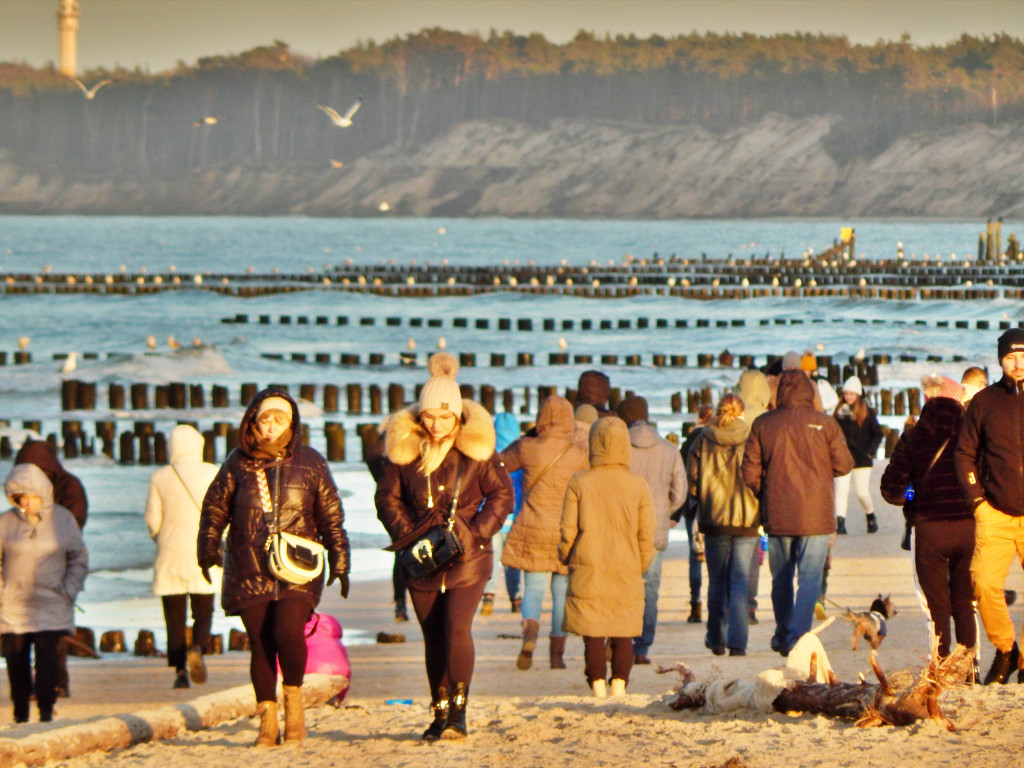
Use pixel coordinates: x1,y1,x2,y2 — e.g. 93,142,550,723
376,353,513,741
500,395,589,671
199,388,350,747
559,416,654,698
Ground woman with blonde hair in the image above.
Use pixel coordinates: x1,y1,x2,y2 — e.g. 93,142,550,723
376,353,513,740
686,393,760,656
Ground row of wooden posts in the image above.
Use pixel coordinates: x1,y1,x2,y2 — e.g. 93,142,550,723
7,379,923,466
57,356,886,416
67,626,250,658
221,312,1019,333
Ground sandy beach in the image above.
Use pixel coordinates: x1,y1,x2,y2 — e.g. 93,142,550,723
5,476,1024,767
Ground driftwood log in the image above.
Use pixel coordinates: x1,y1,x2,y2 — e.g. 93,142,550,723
671,643,975,731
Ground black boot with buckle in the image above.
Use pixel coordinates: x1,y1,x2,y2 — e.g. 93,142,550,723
422,685,449,742
441,682,468,740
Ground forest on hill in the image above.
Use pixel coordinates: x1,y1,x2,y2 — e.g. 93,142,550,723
1,30,1022,216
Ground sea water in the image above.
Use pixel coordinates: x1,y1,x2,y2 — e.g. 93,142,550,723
0,215,1020,647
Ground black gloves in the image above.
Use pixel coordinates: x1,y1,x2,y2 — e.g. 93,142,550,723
327,572,350,599
198,554,221,585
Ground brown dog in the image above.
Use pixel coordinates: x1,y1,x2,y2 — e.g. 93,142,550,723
844,594,896,650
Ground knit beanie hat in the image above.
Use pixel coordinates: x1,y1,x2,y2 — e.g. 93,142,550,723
419,352,463,417
574,403,599,425
801,352,818,372
782,350,802,370
922,374,965,402
997,328,1024,360
616,395,649,425
257,396,292,421
842,375,863,396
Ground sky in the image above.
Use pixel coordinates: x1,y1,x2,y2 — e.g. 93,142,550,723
3,0,1023,74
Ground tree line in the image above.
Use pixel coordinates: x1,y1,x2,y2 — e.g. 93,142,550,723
1,29,1021,178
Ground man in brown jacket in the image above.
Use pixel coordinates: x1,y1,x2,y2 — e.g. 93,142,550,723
741,370,853,656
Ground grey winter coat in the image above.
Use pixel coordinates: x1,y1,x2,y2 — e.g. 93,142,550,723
625,421,685,551
0,463,88,634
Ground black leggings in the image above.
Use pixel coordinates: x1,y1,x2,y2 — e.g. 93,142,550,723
3,631,64,721
162,593,214,671
409,581,486,697
239,599,312,702
583,636,633,684
915,517,977,657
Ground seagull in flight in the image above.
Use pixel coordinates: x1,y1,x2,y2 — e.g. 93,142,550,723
316,96,363,127
70,77,112,99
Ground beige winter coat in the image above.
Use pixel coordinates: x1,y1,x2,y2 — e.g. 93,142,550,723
500,396,590,575
559,417,655,638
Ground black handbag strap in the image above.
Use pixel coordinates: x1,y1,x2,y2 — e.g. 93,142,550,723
919,438,950,483
522,444,572,502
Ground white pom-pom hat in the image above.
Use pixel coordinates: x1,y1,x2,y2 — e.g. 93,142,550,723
419,352,463,417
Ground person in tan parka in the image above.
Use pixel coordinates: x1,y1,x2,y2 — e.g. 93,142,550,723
500,396,590,670
559,416,655,698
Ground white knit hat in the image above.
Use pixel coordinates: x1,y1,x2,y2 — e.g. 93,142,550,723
842,375,863,396
257,395,292,421
419,353,463,417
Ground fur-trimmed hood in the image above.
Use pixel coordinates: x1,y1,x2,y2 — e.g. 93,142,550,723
384,399,496,466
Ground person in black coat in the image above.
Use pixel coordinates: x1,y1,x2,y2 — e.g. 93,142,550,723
199,388,350,746
833,375,884,534
881,375,975,660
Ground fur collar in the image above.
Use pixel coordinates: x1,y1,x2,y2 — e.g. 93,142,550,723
383,399,496,466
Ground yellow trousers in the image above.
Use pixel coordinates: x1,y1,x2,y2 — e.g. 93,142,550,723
972,503,1024,653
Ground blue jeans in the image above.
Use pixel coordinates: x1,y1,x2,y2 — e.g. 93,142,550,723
521,571,568,637
768,534,831,652
633,549,665,656
704,535,757,651
684,514,703,603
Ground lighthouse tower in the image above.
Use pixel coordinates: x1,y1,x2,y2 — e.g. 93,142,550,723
57,0,81,78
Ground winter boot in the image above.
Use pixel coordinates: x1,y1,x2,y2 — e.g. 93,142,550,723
591,679,607,698
517,618,540,670
440,682,468,739
422,685,449,742
282,684,306,742
253,701,279,747
187,644,207,684
687,601,702,624
609,678,627,697
984,643,1020,685
549,635,567,669
511,597,522,613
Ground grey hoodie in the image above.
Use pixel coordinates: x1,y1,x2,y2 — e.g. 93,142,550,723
626,422,685,550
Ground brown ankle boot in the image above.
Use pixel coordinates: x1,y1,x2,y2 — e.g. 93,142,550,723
253,701,279,747
517,619,540,670
687,601,702,624
549,635,567,669
282,685,306,742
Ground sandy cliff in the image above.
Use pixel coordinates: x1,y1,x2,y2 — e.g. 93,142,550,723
1,114,1022,217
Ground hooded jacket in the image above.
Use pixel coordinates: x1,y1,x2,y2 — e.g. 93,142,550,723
576,371,611,414
742,370,854,536
14,440,88,529
0,464,88,634
375,399,513,591
198,388,350,615
500,396,590,574
559,417,655,637
146,425,220,596
493,411,525,529
735,370,770,422
956,375,1024,516
687,416,760,537
625,420,685,550
881,396,970,522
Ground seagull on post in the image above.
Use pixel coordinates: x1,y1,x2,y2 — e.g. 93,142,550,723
316,96,363,127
